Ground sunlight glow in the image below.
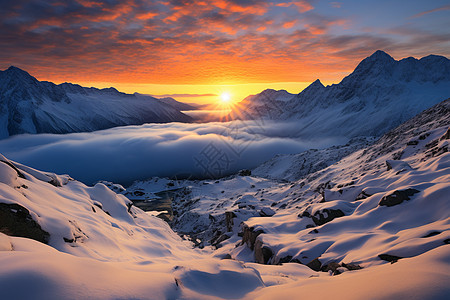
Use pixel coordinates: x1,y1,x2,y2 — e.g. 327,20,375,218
220,92,231,103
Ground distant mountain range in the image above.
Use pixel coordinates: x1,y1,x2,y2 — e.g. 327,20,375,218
0,67,194,138
1,50,449,140
230,50,450,138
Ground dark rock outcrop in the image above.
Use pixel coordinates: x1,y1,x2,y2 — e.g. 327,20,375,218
306,258,322,271
225,211,236,232
0,203,50,244
254,239,273,264
355,190,372,201
238,169,252,176
322,262,342,275
379,188,420,207
241,224,264,250
259,207,275,217
312,209,345,226
378,253,403,263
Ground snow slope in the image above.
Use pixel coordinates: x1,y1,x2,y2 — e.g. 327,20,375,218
230,51,450,138
0,67,193,138
252,136,375,181
167,98,450,264
0,99,449,299
124,98,450,298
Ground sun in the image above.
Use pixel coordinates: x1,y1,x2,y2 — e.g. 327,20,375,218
220,92,231,104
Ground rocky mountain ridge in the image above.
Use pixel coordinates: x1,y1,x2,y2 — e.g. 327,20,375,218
0,66,193,138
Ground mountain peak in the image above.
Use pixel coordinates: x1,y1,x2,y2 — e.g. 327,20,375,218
367,50,394,61
345,50,396,82
310,79,324,88
5,65,32,76
300,79,324,95
2,66,37,83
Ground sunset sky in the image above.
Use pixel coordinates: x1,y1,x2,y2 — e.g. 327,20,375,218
1,0,449,104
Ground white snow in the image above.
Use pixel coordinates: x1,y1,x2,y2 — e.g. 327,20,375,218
0,108,449,298
0,52,449,299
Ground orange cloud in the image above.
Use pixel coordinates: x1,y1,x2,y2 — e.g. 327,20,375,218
283,20,297,29
1,0,448,93
276,1,314,13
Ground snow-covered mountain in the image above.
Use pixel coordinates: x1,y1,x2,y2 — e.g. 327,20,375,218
172,98,450,293
252,136,375,181
124,97,449,297
230,50,450,138
0,67,193,138
156,96,198,111
0,98,449,298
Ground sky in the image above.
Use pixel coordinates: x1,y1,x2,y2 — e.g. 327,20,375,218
1,0,449,104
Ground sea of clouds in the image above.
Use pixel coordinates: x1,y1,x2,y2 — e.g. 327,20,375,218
0,121,345,186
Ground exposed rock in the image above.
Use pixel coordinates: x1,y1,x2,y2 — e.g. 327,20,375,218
312,209,345,226
211,233,230,247
322,262,342,275
386,159,412,172
336,181,355,188
239,169,252,176
379,188,420,207
378,253,403,263
341,262,363,271
298,209,311,218
254,239,273,264
306,257,322,271
278,255,293,264
259,207,275,217
0,203,50,244
241,224,264,250
225,211,236,232
440,127,450,140
355,190,372,201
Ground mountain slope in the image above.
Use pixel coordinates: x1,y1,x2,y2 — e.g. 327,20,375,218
142,97,450,268
0,99,448,299
230,51,450,138
156,96,198,111
114,97,450,298
0,67,193,138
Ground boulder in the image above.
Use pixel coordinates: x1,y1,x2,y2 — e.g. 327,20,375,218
0,203,50,244
341,262,362,271
254,239,273,264
322,262,342,275
241,224,264,250
306,258,322,271
225,211,236,232
355,190,372,201
379,188,420,207
312,209,345,226
378,253,403,263
259,207,275,217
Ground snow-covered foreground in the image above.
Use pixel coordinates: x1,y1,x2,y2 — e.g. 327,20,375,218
0,99,449,299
